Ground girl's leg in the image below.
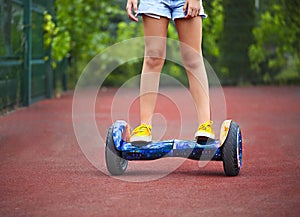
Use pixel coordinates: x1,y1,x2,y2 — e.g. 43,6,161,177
130,15,169,142
140,15,169,125
174,17,210,125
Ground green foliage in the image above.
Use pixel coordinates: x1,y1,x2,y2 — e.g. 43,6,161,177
219,0,255,85
43,12,55,49
49,0,230,88
202,0,224,64
48,0,299,87
48,0,125,88
43,11,71,69
249,3,300,84
101,21,142,87
117,21,144,40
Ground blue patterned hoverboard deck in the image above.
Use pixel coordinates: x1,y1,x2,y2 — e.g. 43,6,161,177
112,120,222,161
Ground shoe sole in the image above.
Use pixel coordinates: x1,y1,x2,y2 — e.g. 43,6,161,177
194,131,215,140
130,136,152,143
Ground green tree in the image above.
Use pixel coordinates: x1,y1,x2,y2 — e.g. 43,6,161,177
249,1,300,84
202,0,224,68
284,0,300,66
48,0,230,88
219,0,255,85
0,0,12,56
47,0,125,88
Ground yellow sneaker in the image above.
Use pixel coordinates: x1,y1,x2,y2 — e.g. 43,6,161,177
194,120,215,140
130,124,152,142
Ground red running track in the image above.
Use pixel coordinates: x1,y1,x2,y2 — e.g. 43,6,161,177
0,86,299,217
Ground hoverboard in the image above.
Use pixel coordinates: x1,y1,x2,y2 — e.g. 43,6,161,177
105,120,242,176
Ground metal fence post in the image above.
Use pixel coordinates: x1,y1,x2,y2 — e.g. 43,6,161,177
46,48,53,99
23,0,32,106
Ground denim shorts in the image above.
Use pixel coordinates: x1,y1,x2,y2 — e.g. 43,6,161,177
137,0,207,20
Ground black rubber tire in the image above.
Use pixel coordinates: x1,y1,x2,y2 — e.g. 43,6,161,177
221,121,242,176
105,125,128,176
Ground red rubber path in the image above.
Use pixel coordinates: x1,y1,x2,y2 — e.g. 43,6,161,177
0,86,299,216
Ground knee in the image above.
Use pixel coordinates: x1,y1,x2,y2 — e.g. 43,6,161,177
144,49,165,69
184,59,199,72
182,50,203,72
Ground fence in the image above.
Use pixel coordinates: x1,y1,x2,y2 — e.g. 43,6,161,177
0,0,60,113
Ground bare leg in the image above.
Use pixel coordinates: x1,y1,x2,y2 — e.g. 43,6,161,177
175,17,210,125
140,16,169,125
